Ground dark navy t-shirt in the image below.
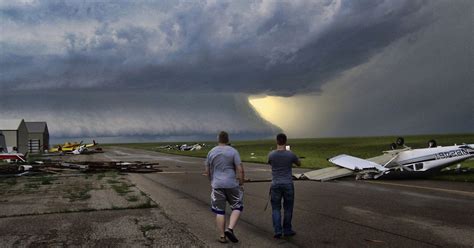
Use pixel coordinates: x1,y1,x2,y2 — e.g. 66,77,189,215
268,150,299,185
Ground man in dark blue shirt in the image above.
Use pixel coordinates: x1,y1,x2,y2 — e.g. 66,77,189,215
267,133,301,238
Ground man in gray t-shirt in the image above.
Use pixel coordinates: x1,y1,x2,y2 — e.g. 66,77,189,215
204,131,244,243
267,133,301,238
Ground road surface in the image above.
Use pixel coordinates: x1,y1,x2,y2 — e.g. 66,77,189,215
104,147,474,247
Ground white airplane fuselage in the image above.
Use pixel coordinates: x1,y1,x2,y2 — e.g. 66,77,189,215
377,144,474,178
389,145,474,171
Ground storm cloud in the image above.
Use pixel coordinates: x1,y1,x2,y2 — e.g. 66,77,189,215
0,0,472,140
1,91,279,139
1,0,432,93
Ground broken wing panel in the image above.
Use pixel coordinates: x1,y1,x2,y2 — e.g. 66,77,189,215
329,154,386,171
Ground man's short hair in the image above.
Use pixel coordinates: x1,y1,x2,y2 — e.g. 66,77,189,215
276,133,287,145
218,131,229,144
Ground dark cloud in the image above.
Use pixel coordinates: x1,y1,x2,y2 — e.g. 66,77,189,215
1,0,432,94
283,0,473,137
0,90,279,139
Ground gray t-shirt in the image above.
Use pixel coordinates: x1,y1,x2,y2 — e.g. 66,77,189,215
268,150,299,185
206,145,242,189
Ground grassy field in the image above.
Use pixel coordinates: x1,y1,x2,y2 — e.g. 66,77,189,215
111,134,474,170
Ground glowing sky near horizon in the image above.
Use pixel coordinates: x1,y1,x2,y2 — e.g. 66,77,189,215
249,96,301,136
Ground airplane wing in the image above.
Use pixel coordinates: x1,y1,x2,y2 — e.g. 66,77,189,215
329,154,387,171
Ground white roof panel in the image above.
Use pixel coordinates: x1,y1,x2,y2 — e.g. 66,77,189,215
0,119,23,130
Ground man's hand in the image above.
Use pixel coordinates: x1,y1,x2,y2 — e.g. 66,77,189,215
294,159,302,167
203,167,211,180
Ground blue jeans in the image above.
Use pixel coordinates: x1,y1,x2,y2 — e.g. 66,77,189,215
270,183,295,235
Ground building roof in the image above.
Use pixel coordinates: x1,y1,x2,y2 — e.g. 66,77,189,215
0,119,24,130
25,122,48,133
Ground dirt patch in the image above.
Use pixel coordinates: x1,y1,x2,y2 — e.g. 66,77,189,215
0,172,155,217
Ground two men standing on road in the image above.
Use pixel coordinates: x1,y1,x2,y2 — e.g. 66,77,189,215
205,131,299,243
268,133,301,238
205,131,245,243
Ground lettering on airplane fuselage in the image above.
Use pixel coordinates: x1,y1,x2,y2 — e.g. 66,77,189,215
435,149,469,160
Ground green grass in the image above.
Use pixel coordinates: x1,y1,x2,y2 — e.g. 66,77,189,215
111,182,133,195
0,178,18,192
107,179,120,184
140,224,160,232
97,173,106,180
111,134,474,169
24,183,40,189
2,178,17,186
65,187,92,202
31,176,57,185
126,195,139,202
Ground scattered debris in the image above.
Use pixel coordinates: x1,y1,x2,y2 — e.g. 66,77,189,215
179,144,203,151
157,143,207,151
0,160,162,177
250,152,257,159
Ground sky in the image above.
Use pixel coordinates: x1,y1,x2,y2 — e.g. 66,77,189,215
0,0,472,142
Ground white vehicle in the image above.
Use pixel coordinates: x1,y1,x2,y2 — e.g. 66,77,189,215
295,138,474,181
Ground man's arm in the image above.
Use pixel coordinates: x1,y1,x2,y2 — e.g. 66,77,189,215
293,154,301,167
234,151,244,185
267,151,273,166
203,165,211,179
236,164,245,185
203,154,212,180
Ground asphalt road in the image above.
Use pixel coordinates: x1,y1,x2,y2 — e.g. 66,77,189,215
104,147,474,247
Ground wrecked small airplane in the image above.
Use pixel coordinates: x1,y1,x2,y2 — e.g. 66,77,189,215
179,144,203,151
48,140,100,154
157,143,205,151
295,138,474,181
0,135,26,162
71,144,103,155
0,153,26,163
